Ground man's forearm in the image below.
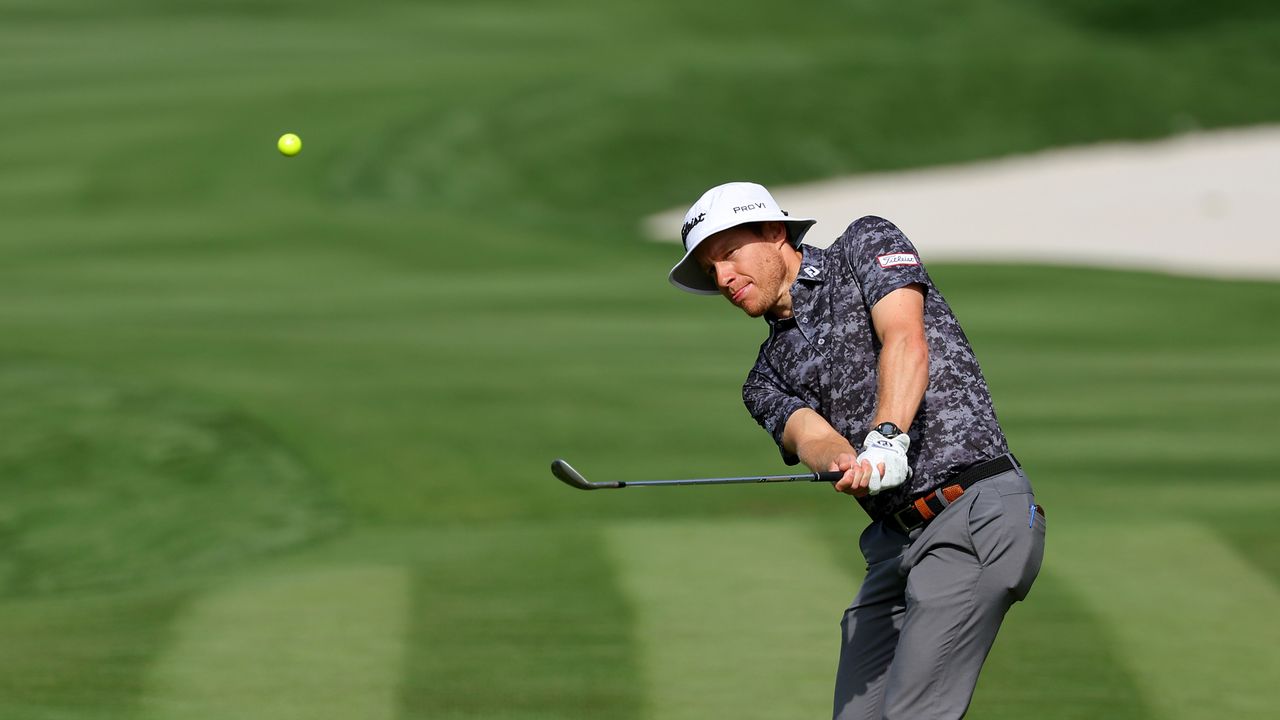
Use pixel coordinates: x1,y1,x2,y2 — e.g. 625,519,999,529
797,435,859,474
872,329,929,432
783,408,858,472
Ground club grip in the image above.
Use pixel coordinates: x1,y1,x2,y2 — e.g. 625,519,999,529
814,470,845,483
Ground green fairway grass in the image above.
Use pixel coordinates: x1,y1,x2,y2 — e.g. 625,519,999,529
144,566,410,720
608,519,859,719
2,0,1279,717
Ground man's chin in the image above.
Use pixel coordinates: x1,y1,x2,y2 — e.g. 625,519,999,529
720,292,766,317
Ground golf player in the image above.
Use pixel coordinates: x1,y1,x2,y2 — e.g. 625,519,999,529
669,182,1046,719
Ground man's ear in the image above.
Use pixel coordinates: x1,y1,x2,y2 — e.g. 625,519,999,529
763,221,788,246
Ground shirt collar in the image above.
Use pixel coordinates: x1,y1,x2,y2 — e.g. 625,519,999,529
795,244,827,285
765,244,827,327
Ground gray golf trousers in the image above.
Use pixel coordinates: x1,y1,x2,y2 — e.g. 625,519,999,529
833,463,1045,720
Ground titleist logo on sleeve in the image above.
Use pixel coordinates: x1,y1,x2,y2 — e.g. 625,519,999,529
877,253,920,268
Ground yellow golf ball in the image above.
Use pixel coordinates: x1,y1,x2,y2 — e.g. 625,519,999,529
277,133,302,157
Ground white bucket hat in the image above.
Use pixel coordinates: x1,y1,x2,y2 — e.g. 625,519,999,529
668,181,817,294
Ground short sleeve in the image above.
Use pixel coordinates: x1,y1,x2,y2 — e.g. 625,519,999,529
841,216,932,309
742,360,809,466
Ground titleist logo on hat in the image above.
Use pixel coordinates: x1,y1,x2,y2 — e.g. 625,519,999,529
681,212,706,246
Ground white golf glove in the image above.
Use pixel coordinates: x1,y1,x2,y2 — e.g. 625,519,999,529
857,430,912,495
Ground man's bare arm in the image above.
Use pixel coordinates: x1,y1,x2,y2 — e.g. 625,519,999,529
869,285,929,432
783,408,874,497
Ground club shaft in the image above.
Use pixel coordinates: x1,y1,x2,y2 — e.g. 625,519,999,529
551,458,843,491
617,472,839,488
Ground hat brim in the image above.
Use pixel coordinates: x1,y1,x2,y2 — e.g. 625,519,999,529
668,218,817,294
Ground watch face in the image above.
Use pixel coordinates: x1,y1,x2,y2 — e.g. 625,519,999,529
875,422,902,438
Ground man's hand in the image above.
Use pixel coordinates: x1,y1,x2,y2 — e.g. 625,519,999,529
830,452,876,497
856,431,912,495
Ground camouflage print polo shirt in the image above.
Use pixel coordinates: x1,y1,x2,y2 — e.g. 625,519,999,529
742,216,1009,520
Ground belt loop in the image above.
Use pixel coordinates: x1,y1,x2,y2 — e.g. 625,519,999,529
932,487,950,509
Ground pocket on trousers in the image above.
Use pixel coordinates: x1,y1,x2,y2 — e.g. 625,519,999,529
968,491,1045,601
1015,501,1047,601
964,488,1004,567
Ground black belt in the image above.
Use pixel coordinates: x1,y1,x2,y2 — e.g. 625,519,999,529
887,454,1020,534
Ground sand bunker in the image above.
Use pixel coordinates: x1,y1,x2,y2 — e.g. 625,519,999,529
646,125,1280,281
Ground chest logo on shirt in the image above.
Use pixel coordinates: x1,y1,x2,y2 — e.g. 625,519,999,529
803,266,820,278
877,253,920,268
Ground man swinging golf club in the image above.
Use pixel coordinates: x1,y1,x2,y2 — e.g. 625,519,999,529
669,181,1046,719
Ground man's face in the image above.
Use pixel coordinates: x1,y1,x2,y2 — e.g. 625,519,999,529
692,223,790,317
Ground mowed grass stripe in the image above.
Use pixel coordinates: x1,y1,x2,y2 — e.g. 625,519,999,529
141,566,409,720
607,519,858,720
1053,521,1280,719
971,570,1154,719
395,524,642,719
0,589,187,720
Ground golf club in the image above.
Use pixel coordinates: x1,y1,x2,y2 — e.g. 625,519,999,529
551,458,844,490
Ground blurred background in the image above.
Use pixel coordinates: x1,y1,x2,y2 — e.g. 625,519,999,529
1,1,1278,718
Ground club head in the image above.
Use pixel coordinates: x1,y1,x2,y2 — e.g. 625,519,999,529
551,459,619,490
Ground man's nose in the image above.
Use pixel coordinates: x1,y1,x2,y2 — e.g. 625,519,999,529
714,263,735,288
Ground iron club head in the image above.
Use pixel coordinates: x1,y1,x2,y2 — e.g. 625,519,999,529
551,459,621,490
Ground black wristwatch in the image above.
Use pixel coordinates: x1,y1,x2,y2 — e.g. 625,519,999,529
872,421,904,438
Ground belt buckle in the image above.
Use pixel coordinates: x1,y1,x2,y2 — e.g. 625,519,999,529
892,506,924,534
